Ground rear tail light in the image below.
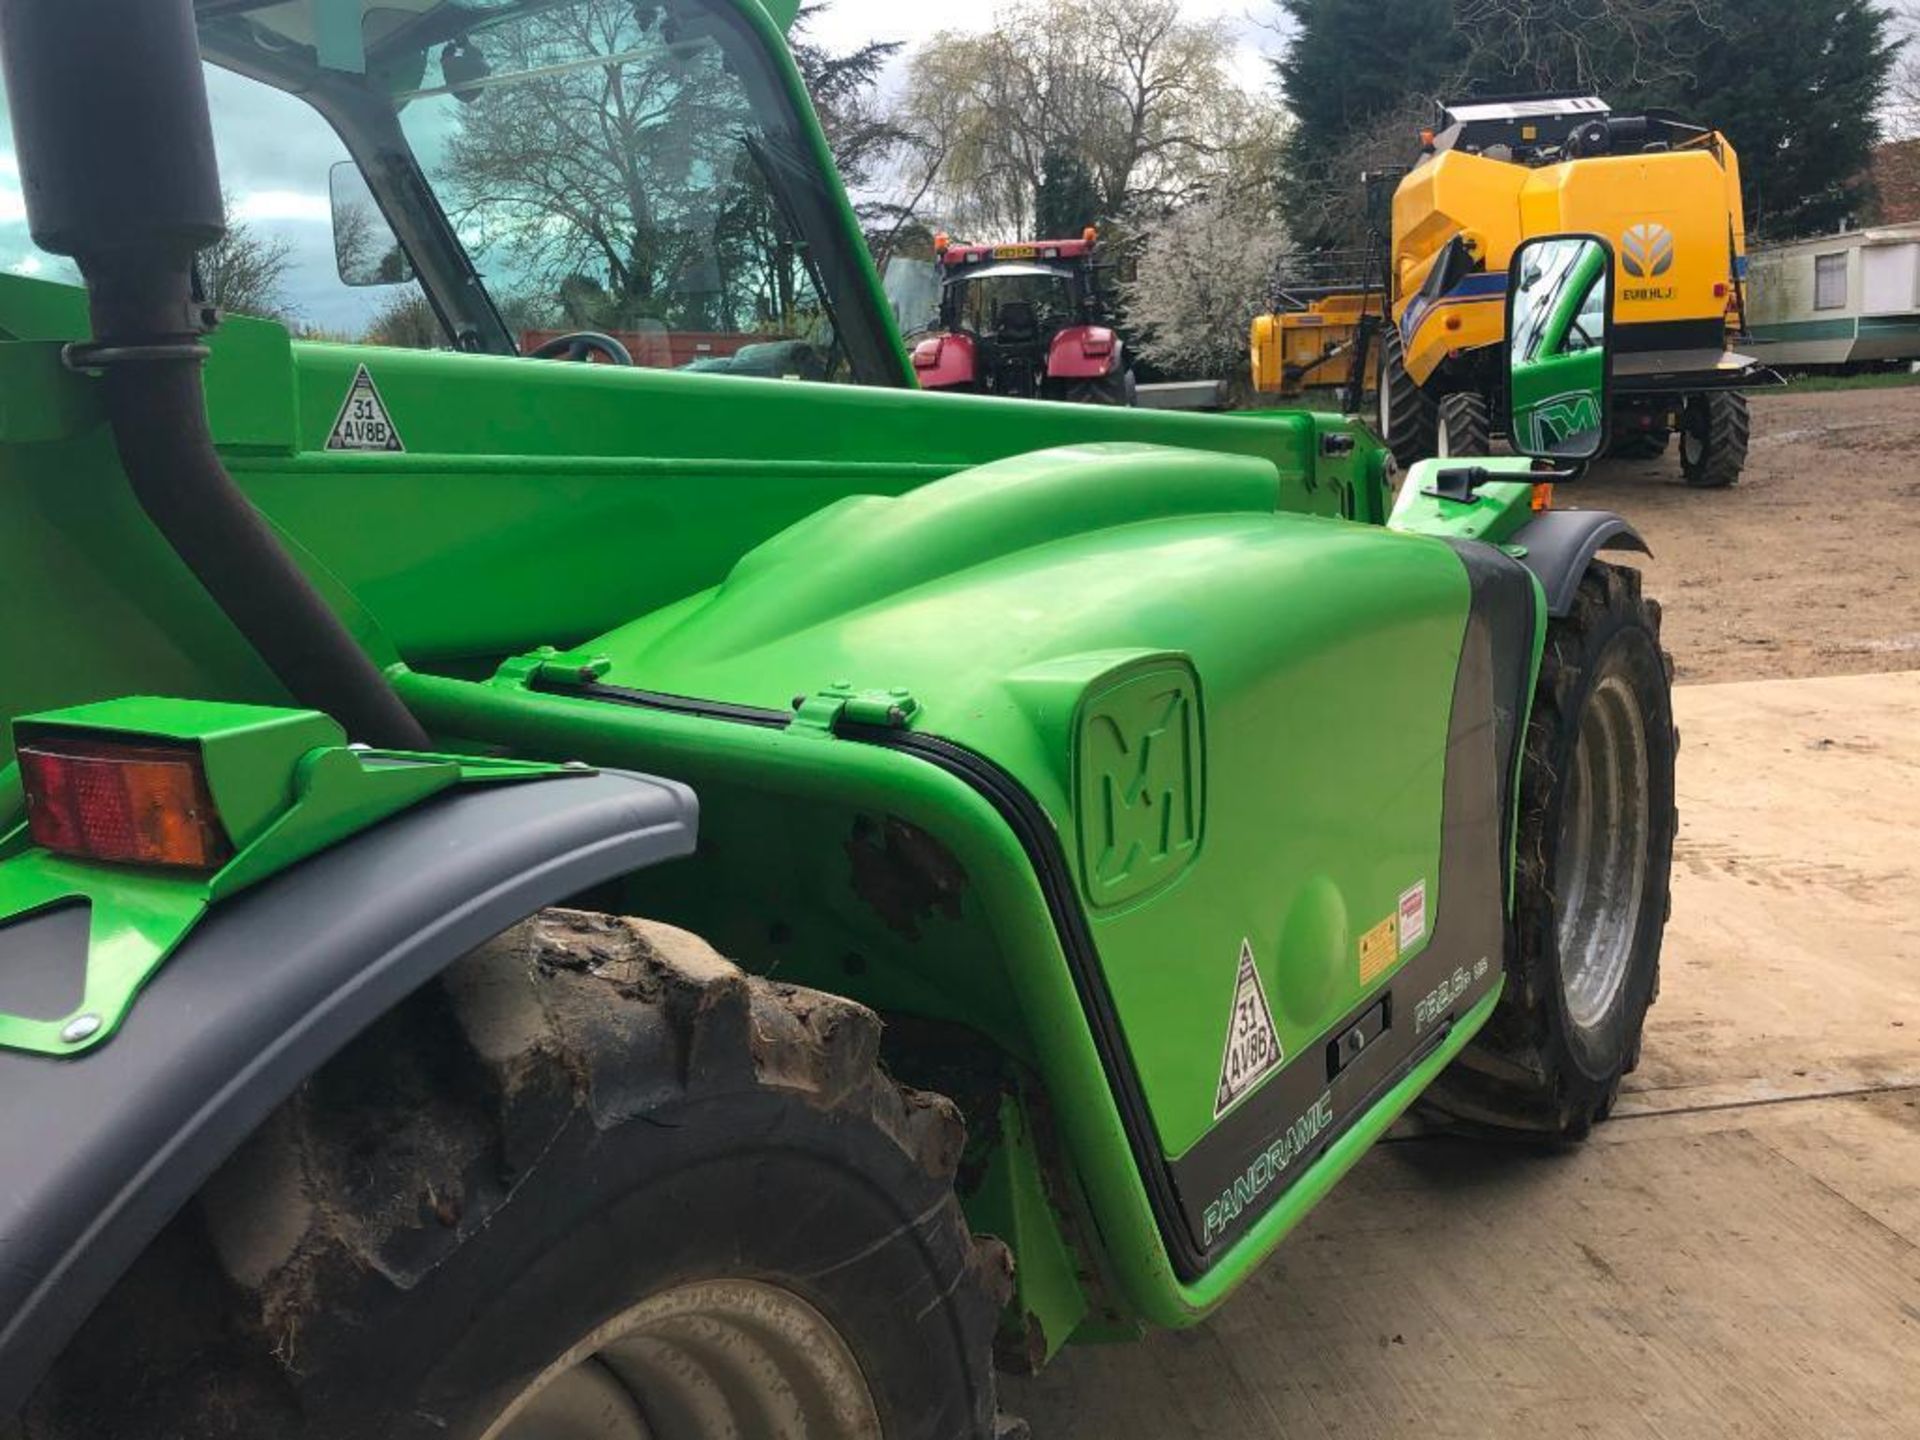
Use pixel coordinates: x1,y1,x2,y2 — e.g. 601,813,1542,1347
19,735,231,870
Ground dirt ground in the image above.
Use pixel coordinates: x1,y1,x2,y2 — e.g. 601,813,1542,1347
1009,387,1920,1438
1575,386,1920,683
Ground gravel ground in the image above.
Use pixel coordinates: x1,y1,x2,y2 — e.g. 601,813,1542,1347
1566,385,1920,683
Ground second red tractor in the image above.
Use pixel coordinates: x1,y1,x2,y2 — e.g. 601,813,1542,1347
911,229,1138,404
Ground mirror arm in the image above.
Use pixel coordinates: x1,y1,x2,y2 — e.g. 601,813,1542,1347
1421,465,1496,503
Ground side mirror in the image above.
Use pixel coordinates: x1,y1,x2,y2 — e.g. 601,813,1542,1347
1506,233,1614,462
330,163,416,288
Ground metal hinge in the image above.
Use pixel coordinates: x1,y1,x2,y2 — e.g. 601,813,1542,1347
789,681,921,734
496,645,614,690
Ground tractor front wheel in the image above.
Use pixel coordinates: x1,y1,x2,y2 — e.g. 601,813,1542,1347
1679,391,1749,488
1418,563,1676,1140
1376,324,1438,466
1436,391,1492,459
21,912,1013,1440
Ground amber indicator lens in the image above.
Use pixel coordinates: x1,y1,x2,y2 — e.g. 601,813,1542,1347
19,735,231,870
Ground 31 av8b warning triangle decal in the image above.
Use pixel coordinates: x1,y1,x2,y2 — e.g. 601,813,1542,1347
326,364,406,452
1215,938,1282,1118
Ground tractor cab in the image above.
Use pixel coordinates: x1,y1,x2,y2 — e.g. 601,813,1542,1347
910,231,1137,404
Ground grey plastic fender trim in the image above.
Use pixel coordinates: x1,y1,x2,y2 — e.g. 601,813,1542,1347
0,769,696,1414
1511,509,1650,617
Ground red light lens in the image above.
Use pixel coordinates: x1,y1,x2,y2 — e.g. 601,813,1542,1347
19,735,231,870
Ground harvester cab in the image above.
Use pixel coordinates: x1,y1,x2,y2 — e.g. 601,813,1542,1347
911,230,1138,404
0,3,1674,1435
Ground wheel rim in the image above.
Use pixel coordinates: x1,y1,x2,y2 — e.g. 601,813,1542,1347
1378,351,1394,435
1436,407,1453,458
1553,670,1652,1032
484,1280,883,1440
1680,408,1708,469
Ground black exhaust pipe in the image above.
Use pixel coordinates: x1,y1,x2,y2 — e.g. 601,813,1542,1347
0,0,429,750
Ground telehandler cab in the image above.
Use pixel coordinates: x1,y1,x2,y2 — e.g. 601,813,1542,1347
0,3,1674,1436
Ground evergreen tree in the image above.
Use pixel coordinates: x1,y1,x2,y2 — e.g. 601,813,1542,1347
1638,0,1899,238
1274,0,1466,246
1036,148,1103,236
789,4,908,194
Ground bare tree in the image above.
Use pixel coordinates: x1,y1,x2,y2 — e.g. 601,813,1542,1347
435,1,798,333
199,198,295,320
363,287,441,349
895,0,1248,238
1451,0,1716,95
1892,1,1920,138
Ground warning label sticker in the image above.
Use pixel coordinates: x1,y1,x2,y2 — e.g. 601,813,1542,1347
1215,939,1283,1119
1359,916,1399,985
326,364,406,452
1399,880,1428,950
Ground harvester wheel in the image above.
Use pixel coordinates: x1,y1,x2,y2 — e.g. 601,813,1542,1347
1418,562,1676,1141
1679,391,1749,488
1375,324,1437,466
21,911,1013,1440
1436,391,1492,458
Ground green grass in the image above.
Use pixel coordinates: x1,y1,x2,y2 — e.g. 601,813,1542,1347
1753,368,1920,394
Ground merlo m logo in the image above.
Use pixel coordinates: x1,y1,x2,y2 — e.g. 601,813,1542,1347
1076,667,1203,908
1521,390,1602,452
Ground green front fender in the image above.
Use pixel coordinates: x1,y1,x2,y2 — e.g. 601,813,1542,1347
394,667,1508,1333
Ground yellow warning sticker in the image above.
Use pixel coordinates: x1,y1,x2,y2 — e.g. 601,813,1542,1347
1359,916,1399,985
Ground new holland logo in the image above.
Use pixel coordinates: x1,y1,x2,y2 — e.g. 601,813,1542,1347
1621,222,1675,279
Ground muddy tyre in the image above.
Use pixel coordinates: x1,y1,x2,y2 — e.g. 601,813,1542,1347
1067,368,1137,406
1418,563,1677,1140
1436,391,1492,459
1679,391,1749,488
1376,324,1437,466
20,911,1012,1440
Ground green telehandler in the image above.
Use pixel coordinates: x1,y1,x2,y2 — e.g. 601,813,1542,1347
0,2,1671,1435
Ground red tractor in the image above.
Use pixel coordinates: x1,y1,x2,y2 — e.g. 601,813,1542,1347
911,229,1138,404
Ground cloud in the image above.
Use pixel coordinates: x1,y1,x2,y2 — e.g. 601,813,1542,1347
231,189,334,225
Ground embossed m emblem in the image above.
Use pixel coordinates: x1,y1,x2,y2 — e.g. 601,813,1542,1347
1075,663,1204,909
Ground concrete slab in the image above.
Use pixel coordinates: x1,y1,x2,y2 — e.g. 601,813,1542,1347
1006,672,1920,1438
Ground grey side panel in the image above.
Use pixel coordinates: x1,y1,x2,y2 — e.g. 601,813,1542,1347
1512,510,1650,616
0,770,696,1413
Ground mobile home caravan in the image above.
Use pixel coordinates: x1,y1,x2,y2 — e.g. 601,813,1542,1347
1746,223,1920,370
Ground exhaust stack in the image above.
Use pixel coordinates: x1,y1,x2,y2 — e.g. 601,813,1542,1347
0,0,429,750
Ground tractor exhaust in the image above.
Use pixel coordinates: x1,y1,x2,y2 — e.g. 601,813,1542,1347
0,0,429,750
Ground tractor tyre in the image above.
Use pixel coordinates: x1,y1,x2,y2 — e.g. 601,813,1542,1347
1067,368,1137,406
1418,562,1676,1141
1436,391,1493,459
20,910,1014,1440
1376,324,1437,466
1679,391,1749,488
1609,427,1671,462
